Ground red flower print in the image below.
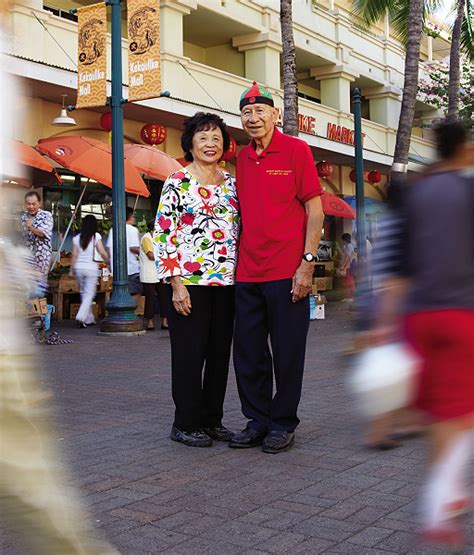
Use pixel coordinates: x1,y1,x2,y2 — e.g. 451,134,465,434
184,261,201,273
218,247,227,255
170,234,178,245
173,171,186,180
158,216,172,230
229,198,239,210
212,230,225,241
198,187,211,199
181,213,195,226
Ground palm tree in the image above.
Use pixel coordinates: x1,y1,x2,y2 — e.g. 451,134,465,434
447,0,472,121
280,0,299,136
353,0,427,174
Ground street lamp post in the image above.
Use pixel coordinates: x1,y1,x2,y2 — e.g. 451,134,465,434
99,0,144,335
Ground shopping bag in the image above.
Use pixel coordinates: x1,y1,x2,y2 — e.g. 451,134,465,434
349,342,420,418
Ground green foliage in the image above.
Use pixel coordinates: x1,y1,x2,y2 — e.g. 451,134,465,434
418,60,473,123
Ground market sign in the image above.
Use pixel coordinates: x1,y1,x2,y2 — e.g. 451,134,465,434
326,123,366,145
76,3,107,109
127,0,161,102
276,109,316,135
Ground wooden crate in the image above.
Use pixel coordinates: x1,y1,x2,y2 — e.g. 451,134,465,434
58,274,79,293
69,302,99,320
30,297,48,315
312,277,333,291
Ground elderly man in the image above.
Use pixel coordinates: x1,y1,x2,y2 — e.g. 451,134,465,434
20,191,53,289
229,82,324,453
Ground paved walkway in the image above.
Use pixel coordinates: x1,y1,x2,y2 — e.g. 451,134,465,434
5,303,473,554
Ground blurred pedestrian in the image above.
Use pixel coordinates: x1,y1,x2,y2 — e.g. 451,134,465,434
372,120,474,548
230,82,324,454
107,207,142,301
70,215,109,328
20,191,53,290
339,233,356,302
140,219,168,331
154,112,239,447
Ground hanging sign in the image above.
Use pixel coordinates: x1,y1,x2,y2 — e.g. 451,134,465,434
127,0,161,102
76,3,107,109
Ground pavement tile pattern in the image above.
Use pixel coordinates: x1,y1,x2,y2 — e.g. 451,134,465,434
2,303,472,554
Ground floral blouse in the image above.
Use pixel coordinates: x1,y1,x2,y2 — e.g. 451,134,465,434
153,169,240,286
20,209,53,277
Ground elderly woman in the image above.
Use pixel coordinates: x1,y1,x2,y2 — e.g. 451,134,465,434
154,112,240,448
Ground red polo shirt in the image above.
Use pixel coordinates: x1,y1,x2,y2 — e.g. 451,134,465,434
236,127,322,282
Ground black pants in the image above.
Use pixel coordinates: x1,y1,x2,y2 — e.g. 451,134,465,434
233,279,310,433
142,282,168,320
167,285,235,432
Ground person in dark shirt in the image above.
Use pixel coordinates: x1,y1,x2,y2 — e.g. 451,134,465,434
372,121,473,548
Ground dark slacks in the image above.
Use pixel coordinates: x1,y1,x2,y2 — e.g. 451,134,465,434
233,279,310,433
142,281,168,320
166,285,235,432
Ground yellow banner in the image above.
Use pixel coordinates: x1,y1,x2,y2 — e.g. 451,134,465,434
76,3,107,109
127,0,161,102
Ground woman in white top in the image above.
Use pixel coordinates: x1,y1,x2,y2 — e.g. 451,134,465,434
140,219,168,331
70,215,109,327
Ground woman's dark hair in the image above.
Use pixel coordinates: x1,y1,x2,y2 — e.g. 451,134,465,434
341,233,351,243
434,120,468,160
147,218,155,232
181,112,230,162
80,214,98,250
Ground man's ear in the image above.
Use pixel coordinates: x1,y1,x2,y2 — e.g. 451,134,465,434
270,107,278,124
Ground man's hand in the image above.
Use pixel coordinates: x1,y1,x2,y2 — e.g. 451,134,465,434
25,218,33,230
171,278,192,316
291,261,314,303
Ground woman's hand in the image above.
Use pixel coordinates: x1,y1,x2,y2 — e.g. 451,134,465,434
171,277,192,316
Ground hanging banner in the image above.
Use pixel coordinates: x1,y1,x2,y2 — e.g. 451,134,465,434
76,3,107,108
127,0,161,102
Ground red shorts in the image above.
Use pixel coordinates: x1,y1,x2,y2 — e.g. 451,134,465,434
404,310,474,421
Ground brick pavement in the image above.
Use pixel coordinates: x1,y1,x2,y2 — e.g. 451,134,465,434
3,303,473,554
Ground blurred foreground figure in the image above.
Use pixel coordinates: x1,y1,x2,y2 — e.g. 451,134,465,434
373,121,473,548
0,239,120,554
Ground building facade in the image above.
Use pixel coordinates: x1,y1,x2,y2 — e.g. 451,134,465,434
3,0,450,214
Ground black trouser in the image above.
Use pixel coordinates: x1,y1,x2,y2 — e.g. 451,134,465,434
167,285,235,432
142,282,168,320
233,279,310,433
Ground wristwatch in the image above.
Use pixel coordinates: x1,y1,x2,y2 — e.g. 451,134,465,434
302,252,318,263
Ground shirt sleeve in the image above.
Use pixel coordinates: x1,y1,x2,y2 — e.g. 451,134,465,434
141,234,153,254
153,175,182,279
294,140,323,203
128,226,140,249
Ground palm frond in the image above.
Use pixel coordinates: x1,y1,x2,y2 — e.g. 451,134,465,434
351,0,394,27
461,0,474,61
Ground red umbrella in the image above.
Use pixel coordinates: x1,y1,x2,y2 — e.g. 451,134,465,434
6,140,61,186
321,191,356,219
36,136,149,197
124,144,181,181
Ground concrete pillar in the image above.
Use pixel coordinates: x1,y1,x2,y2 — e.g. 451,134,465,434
160,0,196,57
233,31,282,90
362,86,401,129
310,65,359,113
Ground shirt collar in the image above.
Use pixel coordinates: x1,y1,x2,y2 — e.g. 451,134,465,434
248,127,283,159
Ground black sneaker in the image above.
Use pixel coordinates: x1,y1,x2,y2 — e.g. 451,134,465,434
170,426,212,447
203,425,234,442
262,430,295,454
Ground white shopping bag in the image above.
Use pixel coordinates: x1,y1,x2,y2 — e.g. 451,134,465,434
349,342,421,418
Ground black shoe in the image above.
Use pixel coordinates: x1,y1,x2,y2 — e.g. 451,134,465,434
170,426,212,447
262,430,295,454
228,426,267,449
203,425,234,442
75,320,87,329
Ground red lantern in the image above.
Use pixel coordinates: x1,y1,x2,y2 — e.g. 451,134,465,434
349,169,357,183
317,161,333,178
221,136,237,162
99,112,112,132
140,123,166,145
367,170,382,184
